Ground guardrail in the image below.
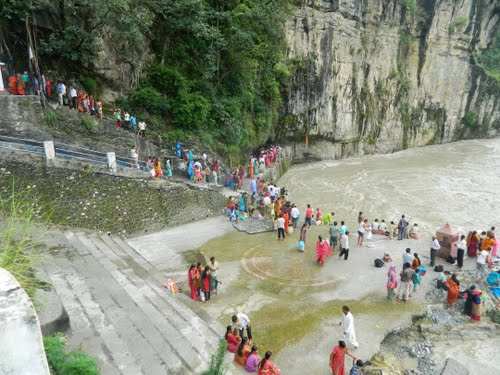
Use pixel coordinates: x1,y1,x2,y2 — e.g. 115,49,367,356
0,134,147,171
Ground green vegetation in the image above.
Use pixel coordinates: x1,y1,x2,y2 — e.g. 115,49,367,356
0,184,46,298
44,334,100,375
476,28,500,82
462,111,478,129
80,115,99,134
201,339,227,375
401,0,416,16
43,110,60,128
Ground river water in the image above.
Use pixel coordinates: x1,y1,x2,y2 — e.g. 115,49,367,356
280,138,500,233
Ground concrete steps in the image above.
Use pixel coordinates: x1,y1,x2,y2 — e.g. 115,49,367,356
43,230,222,375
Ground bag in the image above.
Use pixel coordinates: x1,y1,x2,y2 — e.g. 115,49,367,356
297,240,305,252
374,258,384,268
434,265,444,272
446,256,455,264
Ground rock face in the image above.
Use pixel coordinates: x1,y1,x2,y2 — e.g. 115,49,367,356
283,0,500,159
0,268,50,375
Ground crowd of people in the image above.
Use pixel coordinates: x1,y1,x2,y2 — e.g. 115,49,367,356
187,257,219,302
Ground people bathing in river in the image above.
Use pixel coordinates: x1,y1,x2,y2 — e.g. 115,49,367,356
316,235,332,266
330,221,340,252
339,231,350,260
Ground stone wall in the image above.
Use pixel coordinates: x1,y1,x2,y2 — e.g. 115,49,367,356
0,268,50,375
283,0,500,159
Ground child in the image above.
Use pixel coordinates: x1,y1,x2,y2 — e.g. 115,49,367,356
350,359,364,375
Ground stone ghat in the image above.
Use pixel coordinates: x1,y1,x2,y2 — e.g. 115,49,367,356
232,218,274,234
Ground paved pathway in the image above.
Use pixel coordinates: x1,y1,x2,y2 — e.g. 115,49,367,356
42,230,224,375
127,216,234,270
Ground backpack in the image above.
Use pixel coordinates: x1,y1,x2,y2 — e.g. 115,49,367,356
434,265,444,272
374,258,384,268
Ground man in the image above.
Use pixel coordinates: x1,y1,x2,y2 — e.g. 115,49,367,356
340,306,359,349
208,256,219,294
403,248,413,267
231,312,252,339
456,234,466,269
304,204,313,227
56,81,66,106
330,221,340,251
138,121,146,137
339,231,350,260
398,263,415,302
290,204,300,229
430,236,441,267
276,214,285,240
476,248,489,280
398,215,408,240
250,178,257,196
340,221,348,235
68,85,77,109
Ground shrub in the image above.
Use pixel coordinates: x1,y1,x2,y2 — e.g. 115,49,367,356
462,111,478,128
148,65,188,97
80,115,98,133
201,339,227,375
129,86,169,115
44,334,100,375
401,0,416,16
80,77,100,96
172,91,211,130
43,110,59,128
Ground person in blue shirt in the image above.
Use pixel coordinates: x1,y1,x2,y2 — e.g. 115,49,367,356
129,115,137,130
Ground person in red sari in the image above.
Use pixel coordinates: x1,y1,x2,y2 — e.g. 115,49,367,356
467,231,479,257
8,75,18,94
225,326,241,353
283,211,289,234
258,351,280,375
316,235,332,266
188,264,198,300
249,159,254,179
445,274,460,306
330,341,356,375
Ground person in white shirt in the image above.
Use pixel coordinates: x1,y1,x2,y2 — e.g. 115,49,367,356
456,234,467,269
276,215,285,240
138,121,146,137
339,231,350,260
403,248,413,267
290,204,300,228
69,86,77,109
340,306,359,349
430,236,441,267
232,312,252,339
57,82,66,106
476,249,489,279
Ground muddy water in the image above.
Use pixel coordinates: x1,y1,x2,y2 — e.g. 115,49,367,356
197,138,500,374
280,138,500,232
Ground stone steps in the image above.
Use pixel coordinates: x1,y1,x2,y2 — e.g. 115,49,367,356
44,230,222,375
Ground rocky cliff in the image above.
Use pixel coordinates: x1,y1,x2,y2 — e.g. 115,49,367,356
282,0,500,159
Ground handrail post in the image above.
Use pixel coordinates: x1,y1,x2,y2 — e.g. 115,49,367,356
43,141,55,166
107,152,117,173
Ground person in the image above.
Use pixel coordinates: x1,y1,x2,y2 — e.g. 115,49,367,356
357,219,366,247
232,313,252,339
409,223,419,239
138,120,146,136
350,359,364,375
258,351,280,375
476,248,489,280
379,219,388,234
195,263,202,298
357,211,363,224
96,99,103,120
245,345,260,373
323,211,333,225
463,286,482,321
430,236,441,267
225,326,241,353
69,86,77,109
56,81,66,106
208,257,219,294
467,231,479,257
330,341,355,375
388,221,397,239
387,264,398,300
445,273,460,306
340,221,348,235
403,248,413,267
129,114,137,130
412,266,422,293
298,223,308,251
165,159,173,177
201,266,211,302
114,109,122,128
316,235,332,266
305,204,313,227
397,215,408,240
153,158,163,178
398,263,415,302
411,253,421,270
330,221,340,251
340,306,358,349
283,210,290,234
339,231,350,260
235,337,251,366
315,207,323,224
290,204,300,229
456,234,466,269
276,214,285,240
188,264,198,300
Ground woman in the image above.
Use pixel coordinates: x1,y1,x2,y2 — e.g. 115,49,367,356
194,263,202,300
330,341,355,375
165,159,173,177
298,223,308,252
234,338,251,366
258,351,280,375
445,274,460,306
316,235,332,266
467,231,479,257
245,346,260,373
283,211,289,234
315,208,323,224
154,158,163,178
225,326,241,353
201,266,211,302
464,286,482,321
411,253,421,270
188,264,198,300
386,265,398,300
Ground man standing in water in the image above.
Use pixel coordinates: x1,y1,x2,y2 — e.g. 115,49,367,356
291,204,300,229
430,236,441,267
398,215,408,240
339,306,359,349
330,221,340,251
339,231,350,260
305,204,313,227
276,214,286,240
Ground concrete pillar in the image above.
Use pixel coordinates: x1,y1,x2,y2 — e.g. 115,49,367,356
43,141,55,165
107,152,117,173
